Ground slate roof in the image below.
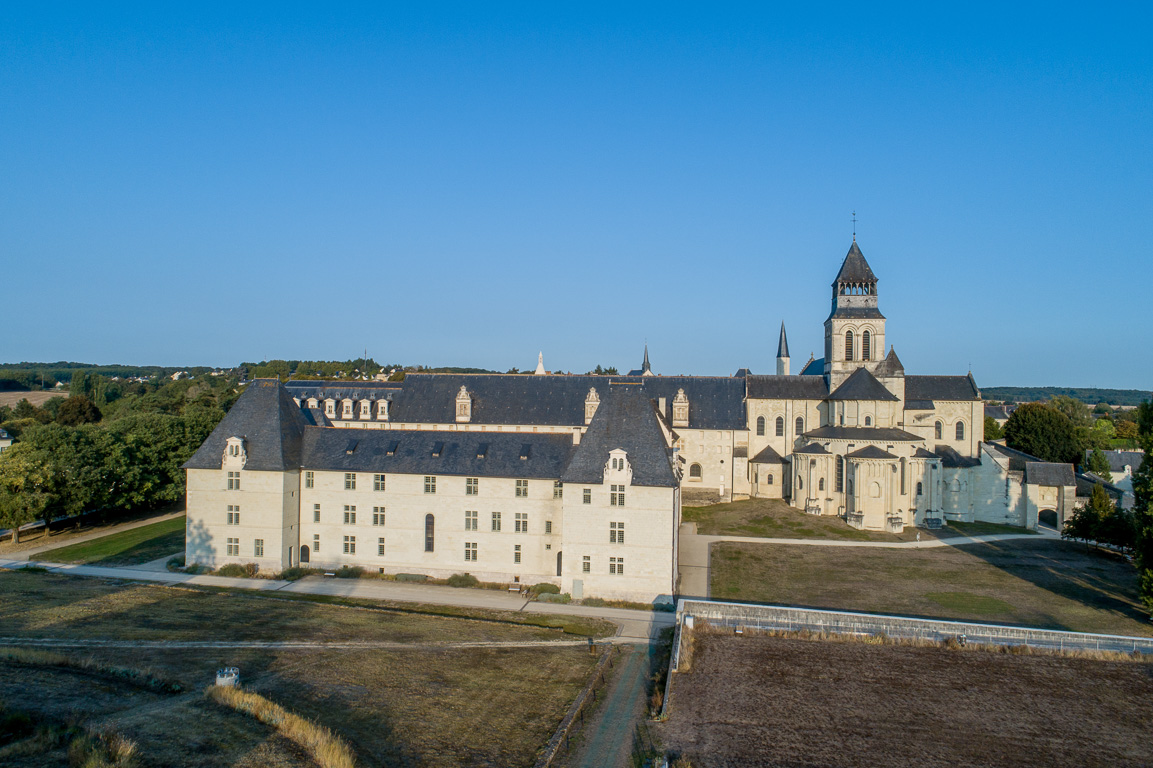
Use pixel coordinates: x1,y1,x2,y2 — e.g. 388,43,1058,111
905,374,981,402
833,241,878,285
734,368,752,378
300,428,574,479
984,404,1015,421
828,367,899,402
873,348,905,377
847,445,897,460
777,323,790,358
799,357,824,376
1076,473,1127,502
1088,450,1145,474
746,375,829,400
1025,462,1076,487
912,447,938,459
933,445,981,468
750,444,783,464
793,443,831,455
805,425,923,442
905,400,936,411
828,306,886,320
982,442,1043,472
184,379,309,471
561,390,677,488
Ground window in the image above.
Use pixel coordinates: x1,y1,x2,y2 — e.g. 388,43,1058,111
313,503,321,523
254,539,264,557
934,421,943,440
797,475,803,490
227,471,241,490
514,544,522,564
582,555,591,573
819,478,825,491
775,416,784,436
610,484,626,506
373,474,386,491
956,421,965,440
516,479,528,498
492,512,502,532
227,505,240,526
373,507,385,526
583,488,592,504
610,521,625,544
689,463,702,479
609,557,624,575
553,481,563,499
378,537,386,556
515,512,528,533
465,542,477,561
226,538,239,556
767,474,774,485
343,473,356,490
900,458,907,495
836,455,844,492
862,330,871,361
313,533,319,552
466,477,478,495
795,417,804,436
228,443,240,457
424,514,435,552
917,481,924,496
756,416,765,436
424,476,436,494
305,471,314,488
343,535,356,554
465,510,478,531
845,330,854,360
343,506,356,525
864,416,872,426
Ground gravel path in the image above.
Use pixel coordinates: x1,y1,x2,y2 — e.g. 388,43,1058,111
573,645,650,768
0,636,597,650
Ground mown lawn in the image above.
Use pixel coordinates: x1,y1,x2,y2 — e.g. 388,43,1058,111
709,537,1153,636
30,515,186,565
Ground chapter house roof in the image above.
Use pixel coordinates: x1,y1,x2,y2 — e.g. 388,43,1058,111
828,367,899,402
750,444,783,464
805,425,923,442
847,445,897,460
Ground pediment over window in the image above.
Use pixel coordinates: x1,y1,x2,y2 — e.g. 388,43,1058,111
603,448,633,486
222,436,247,469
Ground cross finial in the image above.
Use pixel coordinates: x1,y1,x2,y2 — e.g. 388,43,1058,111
851,211,857,241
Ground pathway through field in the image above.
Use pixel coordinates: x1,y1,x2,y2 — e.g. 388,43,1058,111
0,637,596,650
574,645,649,768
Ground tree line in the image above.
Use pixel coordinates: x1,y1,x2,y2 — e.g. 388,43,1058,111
997,395,1140,465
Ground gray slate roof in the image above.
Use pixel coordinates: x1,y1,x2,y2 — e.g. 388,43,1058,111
828,368,899,402
1025,462,1075,487
184,379,309,471
873,348,905,377
1088,450,1145,474
913,447,938,459
746,375,829,400
793,443,831,455
561,390,677,487
750,444,783,464
933,445,981,468
847,445,897,460
905,374,980,402
799,357,824,376
777,323,790,359
833,241,878,285
300,428,574,480
905,400,936,411
828,306,886,320
805,425,923,442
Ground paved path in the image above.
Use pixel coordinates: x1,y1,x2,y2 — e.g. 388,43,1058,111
0,637,596,651
574,645,649,768
0,559,674,644
3,510,186,562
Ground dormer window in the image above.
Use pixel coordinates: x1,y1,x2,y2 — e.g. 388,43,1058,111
584,388,600,424
377,399,389,421
325,399,336,417
360,400,372,418
672,388,689,428
341,399,354,419
307,398,318,409
223,437,247,469
456,386,472,423
605,449,632,487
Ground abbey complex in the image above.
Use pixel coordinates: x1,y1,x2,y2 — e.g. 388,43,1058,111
185,241,1077,601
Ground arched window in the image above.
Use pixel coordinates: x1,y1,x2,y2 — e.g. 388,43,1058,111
797,475,803,490
795,417,804,436
864,416,872,426
819,478,825,491
934,421,943,440
775,417,784,437
835,455,844,492
900,458,907,495
756,416,765,436
767,474,774,485
956,421,965,440
916,481,923,496
689,463,702,479
862,330,871,361
424,514,435,552
845,330,854,360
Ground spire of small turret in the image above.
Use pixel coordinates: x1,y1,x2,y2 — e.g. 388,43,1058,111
534,351,546,376
641,343,652,376
776,322,790,376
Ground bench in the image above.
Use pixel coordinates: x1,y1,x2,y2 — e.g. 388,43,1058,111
324,572,335,578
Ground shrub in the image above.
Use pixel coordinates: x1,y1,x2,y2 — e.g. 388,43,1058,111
395,573,428,583
447,573,479,588
215,563,259,578
166,555,185,572
183,563,208,575
581,597,607,607
333,565,363,579
531,582,560,595
537,592,571,604
278,567,317,581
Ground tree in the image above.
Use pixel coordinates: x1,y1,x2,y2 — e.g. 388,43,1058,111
56,395,102,426
1116,420,1139,441
1003,402,1080,464
1048,395,1093,428
983,416,1004,440
1130,401,1153,612
1085,448,1113,482
0,443,52,544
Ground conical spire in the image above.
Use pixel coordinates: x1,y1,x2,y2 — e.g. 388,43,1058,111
642,344,651,374
534,351,546,376
776,322,790,359
832,240,878,286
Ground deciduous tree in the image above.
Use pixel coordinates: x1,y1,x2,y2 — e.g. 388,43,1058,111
1003,403,1080,464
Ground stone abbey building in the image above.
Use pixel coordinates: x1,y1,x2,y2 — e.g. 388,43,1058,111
185,240,1069,601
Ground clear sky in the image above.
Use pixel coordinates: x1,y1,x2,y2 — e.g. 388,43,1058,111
2,3,1150,388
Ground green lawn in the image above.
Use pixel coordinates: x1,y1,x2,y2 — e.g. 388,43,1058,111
30,515,186,565
709,537,1153,636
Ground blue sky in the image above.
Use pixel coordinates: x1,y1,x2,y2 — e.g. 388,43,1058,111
2,3,1150,388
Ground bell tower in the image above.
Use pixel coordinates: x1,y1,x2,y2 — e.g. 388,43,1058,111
824,239,886,389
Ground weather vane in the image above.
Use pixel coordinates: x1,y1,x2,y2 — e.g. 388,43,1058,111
851,211,857,241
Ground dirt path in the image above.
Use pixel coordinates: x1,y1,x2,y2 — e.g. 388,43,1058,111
570,644,649,768
0,637,597,651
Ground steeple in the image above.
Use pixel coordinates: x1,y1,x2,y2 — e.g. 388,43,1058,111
776,322,790,376
534,352,546,376
641,344,653,376
824,239,887,388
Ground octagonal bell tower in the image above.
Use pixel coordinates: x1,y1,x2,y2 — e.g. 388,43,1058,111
824,239,886,389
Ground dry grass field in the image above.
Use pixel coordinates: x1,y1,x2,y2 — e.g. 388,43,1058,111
659,633,1153,768
0,571,611,766
0,390,66,408
710,537,1153,636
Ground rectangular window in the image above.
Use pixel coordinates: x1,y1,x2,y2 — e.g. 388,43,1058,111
553,481,563,499
226,538,239,556
515,479,528,498
377,537,385,556
514,544,522,564
424,476,436,494
372,507,385,526
227,471,240,490
610,557,624,575
343,535,356,554
373,474,386,491
465,510,478,531
344,472,357,490
313,503,320,523
515,512,528,533
465,542,477,562
254,539,264,557
227,505,240,526
582,488,591,504
466,477,478,496
343,506,356,525
582,555,591,573
313,533,319,552
610,484,625,506
610,521,625,544
305,471,314,488
545,521,553,534
491,512,502,532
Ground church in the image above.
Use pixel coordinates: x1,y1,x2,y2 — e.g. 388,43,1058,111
184,240,1066,601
